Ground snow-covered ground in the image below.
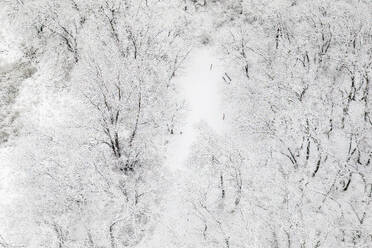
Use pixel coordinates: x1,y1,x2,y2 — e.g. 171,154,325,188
0,25,25,241
165,46,226,171
139,46,226,247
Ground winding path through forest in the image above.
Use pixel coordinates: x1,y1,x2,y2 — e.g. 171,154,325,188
139,45,226,247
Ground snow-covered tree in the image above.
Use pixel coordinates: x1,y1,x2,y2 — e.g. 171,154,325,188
1,0,190,247
213,0,372,246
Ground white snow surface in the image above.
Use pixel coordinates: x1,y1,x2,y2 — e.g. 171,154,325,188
138,46,226,247
165,46,226,171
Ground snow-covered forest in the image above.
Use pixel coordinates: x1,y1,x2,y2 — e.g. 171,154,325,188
0,0,371,247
